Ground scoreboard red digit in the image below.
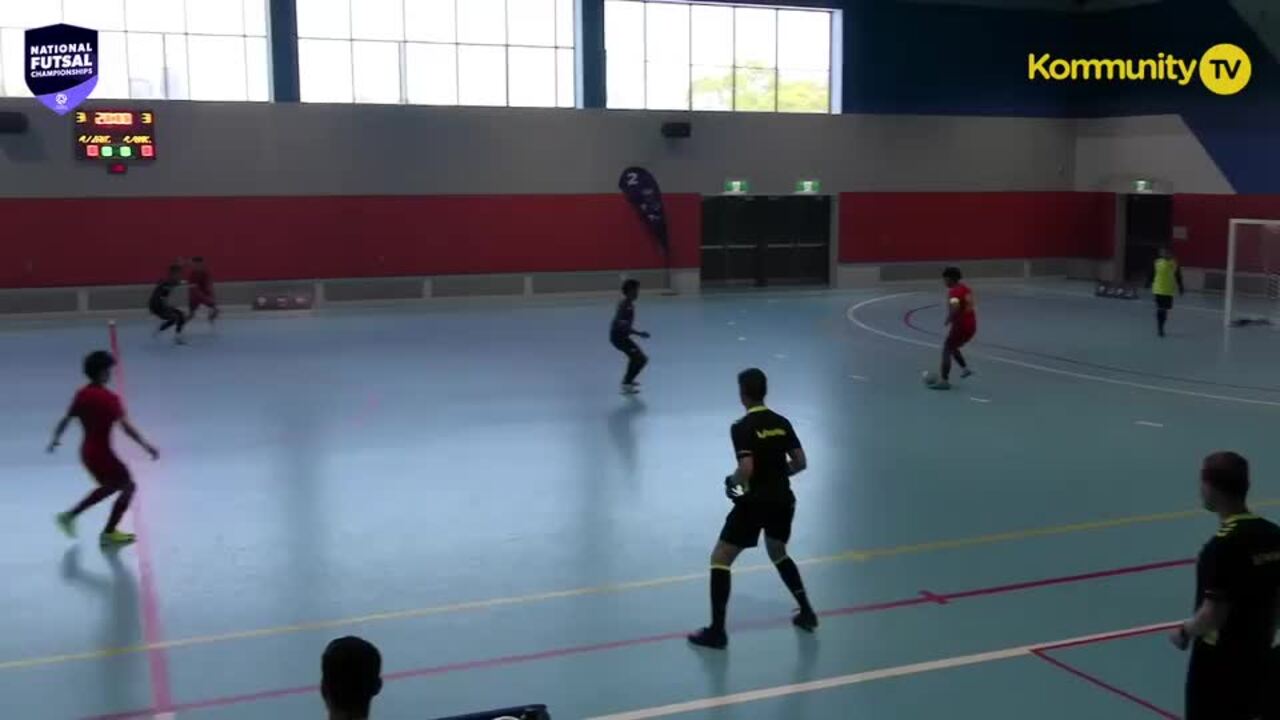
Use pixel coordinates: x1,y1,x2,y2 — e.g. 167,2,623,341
74,109,156,162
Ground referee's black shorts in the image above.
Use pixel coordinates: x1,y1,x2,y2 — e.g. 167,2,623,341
719,499,795,549
1155,294,1174,310
1185,645,1278,720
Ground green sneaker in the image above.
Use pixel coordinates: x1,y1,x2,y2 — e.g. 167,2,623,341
55,512,76,539
100,531,137,547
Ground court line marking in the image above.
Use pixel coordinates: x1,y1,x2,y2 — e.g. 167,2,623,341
1031,648,1178,719
108,321,174,710
1135,421,1165,428
848,374,868,382
84,561,1188,720
7,497,1276,675
584,622,1179,720
847,293,1280,408
969,396,992,404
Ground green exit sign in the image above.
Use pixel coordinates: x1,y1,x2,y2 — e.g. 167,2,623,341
724,179,750,194
795,179,821,194
1134,179,1152,193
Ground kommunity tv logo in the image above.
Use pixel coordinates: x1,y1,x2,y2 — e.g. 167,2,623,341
1028,43,1251,95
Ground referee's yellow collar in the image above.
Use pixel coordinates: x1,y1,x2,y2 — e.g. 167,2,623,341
747,405,768,414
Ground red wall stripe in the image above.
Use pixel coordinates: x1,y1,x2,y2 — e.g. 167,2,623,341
838,192,1115,263
0,194,701,288
1171,194,1280,270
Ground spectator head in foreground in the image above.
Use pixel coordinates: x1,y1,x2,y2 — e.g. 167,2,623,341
322,636,382,720
1200,451,1249,515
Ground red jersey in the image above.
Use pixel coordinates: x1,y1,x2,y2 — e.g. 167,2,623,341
69,384,125,459
948,283,976,331
189,268,213,295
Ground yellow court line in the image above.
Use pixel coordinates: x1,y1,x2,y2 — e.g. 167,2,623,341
3,498,1276,673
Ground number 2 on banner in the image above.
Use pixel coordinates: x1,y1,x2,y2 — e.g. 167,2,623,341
625,172,639,186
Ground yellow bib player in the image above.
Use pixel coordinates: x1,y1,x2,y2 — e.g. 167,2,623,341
1147,247,1184,337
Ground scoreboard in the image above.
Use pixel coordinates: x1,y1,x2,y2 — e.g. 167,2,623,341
75,110,156,162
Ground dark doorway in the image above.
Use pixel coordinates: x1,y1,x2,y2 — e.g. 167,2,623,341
700,195,831,288
1123,194,1173,283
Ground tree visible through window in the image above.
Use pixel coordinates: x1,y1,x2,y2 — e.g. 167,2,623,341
605,0,833,113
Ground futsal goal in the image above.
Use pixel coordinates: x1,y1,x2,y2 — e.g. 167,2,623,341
1224,218,1280,327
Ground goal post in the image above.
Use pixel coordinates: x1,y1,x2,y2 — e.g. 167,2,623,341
1224,218,1280,327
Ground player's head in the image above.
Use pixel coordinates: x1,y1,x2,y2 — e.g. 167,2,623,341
167,263,183,281
83,350,116,384
738,368,768,408
942,267,963,287
1158,245,1173,259
1200,451,1250,512
321,636,382,720
622,279,640,300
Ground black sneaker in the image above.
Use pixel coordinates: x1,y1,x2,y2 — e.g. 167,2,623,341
792,609,819,633
687,626,728,650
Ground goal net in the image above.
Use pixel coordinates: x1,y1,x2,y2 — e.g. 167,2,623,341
1225,218,1280,327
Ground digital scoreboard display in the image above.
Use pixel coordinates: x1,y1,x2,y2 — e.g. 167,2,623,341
74,110,156,162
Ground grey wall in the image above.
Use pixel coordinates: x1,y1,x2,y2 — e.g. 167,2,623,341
0,99,1076,198
1073,115,1233,194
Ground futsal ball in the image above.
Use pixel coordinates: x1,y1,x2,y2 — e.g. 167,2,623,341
921,371,940,386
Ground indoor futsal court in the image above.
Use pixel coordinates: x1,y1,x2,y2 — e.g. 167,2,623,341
1,280,1278,719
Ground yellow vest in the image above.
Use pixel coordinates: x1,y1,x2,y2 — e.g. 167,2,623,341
1152,258,1178,296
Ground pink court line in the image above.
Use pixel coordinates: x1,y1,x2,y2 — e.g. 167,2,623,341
82,557,1194,720
1032,649,1180,719
109,321,174,710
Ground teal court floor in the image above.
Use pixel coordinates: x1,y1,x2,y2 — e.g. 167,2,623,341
2,280,1279,719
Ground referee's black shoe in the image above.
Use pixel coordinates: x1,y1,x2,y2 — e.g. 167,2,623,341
792,608,819,633
687,626,728,650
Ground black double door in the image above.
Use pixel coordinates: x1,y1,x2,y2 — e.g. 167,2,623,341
700,195,831,288
1123,194,1173,283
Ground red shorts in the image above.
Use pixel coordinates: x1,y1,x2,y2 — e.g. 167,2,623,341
81,451,131,488
189,289,216,312
947,324,976,349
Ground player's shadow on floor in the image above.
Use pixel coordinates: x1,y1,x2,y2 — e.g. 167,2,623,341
607,396,646,477
60,547,143,712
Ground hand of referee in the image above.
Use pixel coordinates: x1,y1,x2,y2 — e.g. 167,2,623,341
724,475,743,502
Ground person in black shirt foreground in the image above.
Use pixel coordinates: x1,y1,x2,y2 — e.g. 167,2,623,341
1171,451,1280,720
149,264,188,345
610,279,650,394
689,368,817,649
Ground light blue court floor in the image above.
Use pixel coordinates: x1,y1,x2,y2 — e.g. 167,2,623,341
3,280,1279,719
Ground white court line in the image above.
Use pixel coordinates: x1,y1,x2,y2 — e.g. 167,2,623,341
587,621,1176,719
846,293,1280,409
848,374,868,382
969,396,992,404
1135,421,1165,428
1011,284,1223,316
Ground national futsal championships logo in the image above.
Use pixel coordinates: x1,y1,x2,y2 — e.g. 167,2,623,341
1027,43,1251,96
24,23,99,115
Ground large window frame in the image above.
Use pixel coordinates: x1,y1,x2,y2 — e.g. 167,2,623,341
604,0,838,114
295,0,579,108
0,1,270,101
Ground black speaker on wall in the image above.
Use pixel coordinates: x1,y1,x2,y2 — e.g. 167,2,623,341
0,111,29,134
661,121,691,139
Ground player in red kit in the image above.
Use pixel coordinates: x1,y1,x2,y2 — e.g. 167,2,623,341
49,351,159,547
187,256,219,324
928,267,976,390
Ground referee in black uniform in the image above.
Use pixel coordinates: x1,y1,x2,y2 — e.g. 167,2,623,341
1171,451,1280,720
689,368,817,650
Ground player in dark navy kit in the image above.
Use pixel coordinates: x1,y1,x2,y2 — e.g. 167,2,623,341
150,264,188,344
1171,452,1280,720
689,368,817,650
49,351,160,547
611,279,650,394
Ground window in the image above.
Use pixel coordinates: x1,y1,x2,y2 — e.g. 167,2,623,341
605,0,834,113
0,1,269,101
297,0,577,107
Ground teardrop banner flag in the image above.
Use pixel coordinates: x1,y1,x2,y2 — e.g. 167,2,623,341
618,166,669,257
25,24,98,115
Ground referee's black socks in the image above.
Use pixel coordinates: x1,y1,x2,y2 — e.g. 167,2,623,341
774,557,815,616
710,565,731,632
